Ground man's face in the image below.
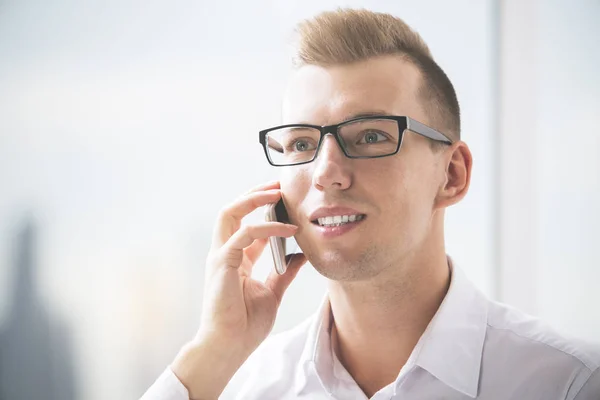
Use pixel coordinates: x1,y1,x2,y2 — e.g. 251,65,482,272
280,55,446,281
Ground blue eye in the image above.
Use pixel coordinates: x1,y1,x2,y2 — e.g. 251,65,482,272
289,138,316,152
295,140,309,151
359,131,389,144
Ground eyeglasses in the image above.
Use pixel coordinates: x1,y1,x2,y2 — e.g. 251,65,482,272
258,115,453,167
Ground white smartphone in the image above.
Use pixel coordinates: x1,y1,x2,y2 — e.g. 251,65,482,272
264,199,299,275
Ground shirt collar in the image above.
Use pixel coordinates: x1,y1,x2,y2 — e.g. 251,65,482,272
294,292,335,395
412,259,488,398
294,257,488,398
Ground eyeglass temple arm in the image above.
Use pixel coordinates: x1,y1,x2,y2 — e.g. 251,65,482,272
406,118,453,144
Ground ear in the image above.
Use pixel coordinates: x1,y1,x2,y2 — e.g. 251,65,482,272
434,141,472,210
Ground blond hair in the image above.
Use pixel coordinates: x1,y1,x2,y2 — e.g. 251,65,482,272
292,8,460,141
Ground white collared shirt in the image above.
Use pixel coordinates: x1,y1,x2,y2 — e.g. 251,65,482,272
142,260,600,399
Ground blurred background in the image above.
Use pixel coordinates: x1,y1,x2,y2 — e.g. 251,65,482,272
0,0,598,399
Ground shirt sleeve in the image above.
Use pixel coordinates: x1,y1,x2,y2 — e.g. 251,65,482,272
140,367,189,400
572,367,600,400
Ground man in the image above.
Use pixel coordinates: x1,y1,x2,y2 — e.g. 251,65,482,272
142,8,600,400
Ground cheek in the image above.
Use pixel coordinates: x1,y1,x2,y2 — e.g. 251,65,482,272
370,158,434,218
280,167,312,221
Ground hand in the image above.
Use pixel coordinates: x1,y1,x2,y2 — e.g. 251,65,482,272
171,181,307,399
198,180,307,347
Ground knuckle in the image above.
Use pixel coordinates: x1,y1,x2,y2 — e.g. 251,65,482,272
217,207,238,231
209,247,243,270
223,248,243,268
217,206,232,221
243,225,256,239
249,193,262,207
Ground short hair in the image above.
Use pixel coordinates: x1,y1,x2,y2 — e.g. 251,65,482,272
291,8,461,143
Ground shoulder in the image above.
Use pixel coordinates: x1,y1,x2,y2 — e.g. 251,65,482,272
483,299,600,398
486,299,600,370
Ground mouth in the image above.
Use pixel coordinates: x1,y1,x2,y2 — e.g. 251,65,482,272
307,206,367,237
311,214,366,227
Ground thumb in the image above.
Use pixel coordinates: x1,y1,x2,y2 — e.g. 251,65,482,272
265,253,307,306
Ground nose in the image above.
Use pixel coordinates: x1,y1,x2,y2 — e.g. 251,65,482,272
312,134,352,191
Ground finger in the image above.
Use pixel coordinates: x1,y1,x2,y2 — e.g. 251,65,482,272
265,253,307,306
227,222,297,253
244,237,268,265
285,253,307,272
240,237,268,275
212,189,282,249
243,180,280,196
217,222,298,270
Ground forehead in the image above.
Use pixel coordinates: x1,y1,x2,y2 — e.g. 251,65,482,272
282,55,425,125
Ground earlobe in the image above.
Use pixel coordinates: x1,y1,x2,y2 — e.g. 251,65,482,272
434,141,472,210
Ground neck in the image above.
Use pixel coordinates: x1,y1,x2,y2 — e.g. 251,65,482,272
327,238,450,397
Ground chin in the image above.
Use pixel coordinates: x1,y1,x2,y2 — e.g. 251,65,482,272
309,248,380,282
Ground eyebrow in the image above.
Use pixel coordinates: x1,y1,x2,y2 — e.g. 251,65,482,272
296,110,393,125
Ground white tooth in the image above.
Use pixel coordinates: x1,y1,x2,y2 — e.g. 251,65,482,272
325,216,333,225
333,215,342,224
348,215,356,222
318,217,325,225
342,215,349,223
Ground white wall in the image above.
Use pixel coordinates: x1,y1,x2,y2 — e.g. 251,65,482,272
496,0,600,342
535,0,600,342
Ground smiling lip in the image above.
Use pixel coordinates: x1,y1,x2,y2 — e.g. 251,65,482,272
312,217,366,238
308,206,366,239
308,206,365,221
